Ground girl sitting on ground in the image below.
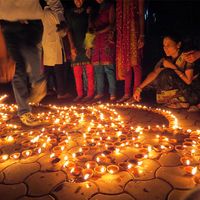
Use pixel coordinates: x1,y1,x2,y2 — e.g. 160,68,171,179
133,33,200,111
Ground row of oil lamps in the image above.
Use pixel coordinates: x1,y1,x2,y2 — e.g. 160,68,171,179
0,95,199,182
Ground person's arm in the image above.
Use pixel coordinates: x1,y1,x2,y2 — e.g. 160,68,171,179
174,68,193,85
139,67,163,90
138,0,145,49
66,30,77,61
183,50,200,63
162,59,194,85
133,59,164,102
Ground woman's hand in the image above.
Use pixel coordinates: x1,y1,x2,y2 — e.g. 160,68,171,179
138,35,144,49
183,50,200,63
71,48,77,61
162,59,176,69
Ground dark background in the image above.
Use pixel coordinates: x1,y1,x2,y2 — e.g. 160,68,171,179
1,0,200,100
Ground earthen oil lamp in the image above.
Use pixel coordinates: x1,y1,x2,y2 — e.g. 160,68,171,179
107,165,119,174
94,165,106,176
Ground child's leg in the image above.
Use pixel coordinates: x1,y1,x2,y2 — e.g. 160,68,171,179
85,64,94,97
54,64,67,96
44,65,56,92
73,65,83,97
104,64,116,96
94,65,105,96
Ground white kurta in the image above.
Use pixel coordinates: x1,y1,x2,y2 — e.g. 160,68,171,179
42,8,66,66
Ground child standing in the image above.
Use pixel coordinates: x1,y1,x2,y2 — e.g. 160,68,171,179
91,0,116,101
66,0,94,102
42,6,71,99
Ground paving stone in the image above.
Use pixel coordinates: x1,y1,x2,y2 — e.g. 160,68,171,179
159,152,181,167
0,160,14,172
0,172,4,183
0,183,26,200
95,171,132,194
37,155,62,172
52,181,98,200
90,193,135,200
134,159,160,181
3,162,40,184
19,195,55,200
20,155,41,164
168,189,193,200
125,178,172,200
25,171,66,196
156,166,196,189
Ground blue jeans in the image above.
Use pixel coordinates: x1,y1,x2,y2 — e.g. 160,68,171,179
94,64,116,96
2,20,45,115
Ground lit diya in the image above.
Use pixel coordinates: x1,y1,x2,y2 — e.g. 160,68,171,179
118,161,132,170
107,165,119,174
0,154,9,162
22,150,32,158
94,165,106,176
10,152,20,160
85,161,97,169
82,168,93,180
180,156,194,166
184,166,197,176
70,166,82,176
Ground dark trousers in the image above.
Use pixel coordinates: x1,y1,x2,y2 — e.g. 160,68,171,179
44,64,68,96
1,20,45,115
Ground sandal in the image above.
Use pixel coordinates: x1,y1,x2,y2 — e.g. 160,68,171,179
166,102,189,109
187,105,200,112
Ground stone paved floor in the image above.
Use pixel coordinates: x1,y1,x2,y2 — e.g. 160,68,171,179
0,93,199,200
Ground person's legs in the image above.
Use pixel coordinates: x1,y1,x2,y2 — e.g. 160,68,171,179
82,67,88,96
24,43,46,104
73,65,84,98
94,65,104,97
85,64,94,97
54,64,66,96
104,64,116,99
2,26,31,115
124,69,132,97
44,66,56,94
2,20,46,126
133,64,142,93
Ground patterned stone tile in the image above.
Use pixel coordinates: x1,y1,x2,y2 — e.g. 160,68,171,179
25,171,66,196
156,166,196,189
0,160,15,172
125,178,172,200
0,183,26,200
159,152,181,167
94,171,132,194
37,155,63,172
19,195,55,200
0,172,4,183
20,155,42,164
168,189,194,200
52,181,98,200
134,159,160,181
90,193,135,200
3,162,40,184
